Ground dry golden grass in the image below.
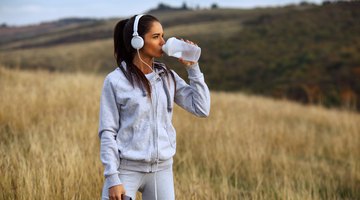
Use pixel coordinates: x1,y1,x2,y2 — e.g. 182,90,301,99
0,66,359,199
0,39,115,72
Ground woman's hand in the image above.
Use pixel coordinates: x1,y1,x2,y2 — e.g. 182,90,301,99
179,58,196,67
178,39,198,67
109,184,126,200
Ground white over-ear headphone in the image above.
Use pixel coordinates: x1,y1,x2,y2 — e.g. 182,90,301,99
131,14,144,50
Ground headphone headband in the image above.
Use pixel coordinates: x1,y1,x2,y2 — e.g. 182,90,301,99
133,14,144,37
131,14,145,50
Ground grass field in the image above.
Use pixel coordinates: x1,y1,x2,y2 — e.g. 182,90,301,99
0,66,359,199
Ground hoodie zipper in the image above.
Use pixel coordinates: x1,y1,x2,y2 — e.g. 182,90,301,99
152,74,160,164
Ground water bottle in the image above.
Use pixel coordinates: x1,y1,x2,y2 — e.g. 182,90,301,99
162,37,201,62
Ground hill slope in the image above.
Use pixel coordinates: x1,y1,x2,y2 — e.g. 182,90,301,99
0,1,359,110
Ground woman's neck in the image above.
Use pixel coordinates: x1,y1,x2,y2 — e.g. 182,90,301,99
133,51,154,74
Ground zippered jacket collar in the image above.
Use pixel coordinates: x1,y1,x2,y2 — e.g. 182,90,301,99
120,61,172,112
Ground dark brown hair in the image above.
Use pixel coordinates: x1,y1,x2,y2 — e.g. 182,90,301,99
114,15,172,96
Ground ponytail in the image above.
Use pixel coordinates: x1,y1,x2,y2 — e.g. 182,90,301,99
113,19,130,66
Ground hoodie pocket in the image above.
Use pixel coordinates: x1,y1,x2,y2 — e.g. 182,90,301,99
166,124,176,149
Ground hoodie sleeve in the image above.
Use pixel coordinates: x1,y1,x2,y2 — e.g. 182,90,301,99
173,63,210,117
98,76,122,188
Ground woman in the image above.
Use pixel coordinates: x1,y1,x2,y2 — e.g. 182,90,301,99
98,14,210,200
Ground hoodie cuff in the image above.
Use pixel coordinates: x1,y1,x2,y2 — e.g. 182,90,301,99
105,173,122,189
186,63,202,79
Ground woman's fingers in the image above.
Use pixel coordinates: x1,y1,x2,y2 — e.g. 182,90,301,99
179,58,196,67
185,39,197,46
178,38,198,46
109,185,126,200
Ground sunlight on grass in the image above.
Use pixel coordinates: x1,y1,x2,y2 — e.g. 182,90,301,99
0,66,359,199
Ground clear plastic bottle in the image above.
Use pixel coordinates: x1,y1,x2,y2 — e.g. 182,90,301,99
162,37,201,62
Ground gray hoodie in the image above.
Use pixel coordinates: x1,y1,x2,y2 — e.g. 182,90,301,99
98,61,210,189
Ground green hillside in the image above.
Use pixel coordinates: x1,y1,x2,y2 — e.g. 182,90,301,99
192,1,360,109
0,1,359,110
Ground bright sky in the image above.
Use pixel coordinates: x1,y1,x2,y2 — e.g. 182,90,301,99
0,0,323,26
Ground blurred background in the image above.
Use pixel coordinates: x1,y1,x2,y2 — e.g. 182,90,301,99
1,1,360,199
1,0,359,110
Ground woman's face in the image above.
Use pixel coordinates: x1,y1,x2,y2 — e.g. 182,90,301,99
141,21,165,58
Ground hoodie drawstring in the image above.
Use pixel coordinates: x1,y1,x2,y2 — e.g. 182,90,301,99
159,72,172,113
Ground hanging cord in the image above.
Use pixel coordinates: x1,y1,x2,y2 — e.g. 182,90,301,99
137,49,154,97
137,49,154,72
154,122,159,200
137,49,159,200
155,160,159,200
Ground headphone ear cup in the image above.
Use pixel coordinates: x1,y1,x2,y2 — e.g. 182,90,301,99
131,35,144,50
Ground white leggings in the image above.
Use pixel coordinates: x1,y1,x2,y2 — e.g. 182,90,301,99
101,166,175,200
